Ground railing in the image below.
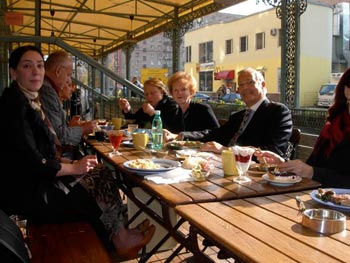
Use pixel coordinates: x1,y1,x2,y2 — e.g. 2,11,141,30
100,98,327,136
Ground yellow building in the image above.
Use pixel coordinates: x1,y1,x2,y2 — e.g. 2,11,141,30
184,3,333,107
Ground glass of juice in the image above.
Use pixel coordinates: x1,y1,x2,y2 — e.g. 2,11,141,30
108,130,124,156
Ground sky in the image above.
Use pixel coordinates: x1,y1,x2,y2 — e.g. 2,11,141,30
219,0,273,16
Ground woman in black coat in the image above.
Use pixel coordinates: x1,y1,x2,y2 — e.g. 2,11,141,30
0,45,154,260
119,77,178,129
163,71,220,141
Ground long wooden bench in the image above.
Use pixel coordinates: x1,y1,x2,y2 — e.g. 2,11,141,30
27,221,112,263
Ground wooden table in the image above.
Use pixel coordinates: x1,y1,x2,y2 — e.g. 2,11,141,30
175,190,350,263
83,138,322,262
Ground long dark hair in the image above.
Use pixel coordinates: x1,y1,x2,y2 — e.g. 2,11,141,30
9,45,44,70
327,68,350,121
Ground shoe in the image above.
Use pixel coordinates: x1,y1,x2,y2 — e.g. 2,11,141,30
116,224,156,260
136,218,150,232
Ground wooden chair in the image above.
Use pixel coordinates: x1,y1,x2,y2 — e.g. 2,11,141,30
286,128,301,160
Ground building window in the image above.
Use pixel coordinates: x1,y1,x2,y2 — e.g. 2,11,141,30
143,56,146,61
240,36,248,52
256,32,265,50
199,41,213,63
185,46,192,62
199,71,213,92
226,39,233,54
278,28,282,47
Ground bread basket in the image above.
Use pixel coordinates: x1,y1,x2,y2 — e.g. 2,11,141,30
301,208,346,234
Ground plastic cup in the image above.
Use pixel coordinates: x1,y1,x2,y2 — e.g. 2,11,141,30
112,118,123,130
132,132,149,149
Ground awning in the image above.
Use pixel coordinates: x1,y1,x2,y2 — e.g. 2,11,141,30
214,70,235,80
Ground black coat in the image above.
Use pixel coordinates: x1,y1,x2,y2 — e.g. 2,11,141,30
123,95,178,129
167,101,220,140
0,83,61,214
203,99,293,158
308,133,350,188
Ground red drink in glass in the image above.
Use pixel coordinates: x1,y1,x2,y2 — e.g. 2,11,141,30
108,130,124,156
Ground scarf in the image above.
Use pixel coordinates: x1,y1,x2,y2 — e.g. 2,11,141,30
313,110,350,159
17,81,61,150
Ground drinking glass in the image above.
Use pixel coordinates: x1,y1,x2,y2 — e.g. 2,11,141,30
232,146,255,183
108,130,124,156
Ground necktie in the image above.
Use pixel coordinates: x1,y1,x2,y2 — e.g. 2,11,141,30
229,109,252,146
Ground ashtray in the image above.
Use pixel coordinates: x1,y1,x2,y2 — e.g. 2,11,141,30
301,208,346,234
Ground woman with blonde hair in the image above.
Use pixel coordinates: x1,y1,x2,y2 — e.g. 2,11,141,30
163,71,219,141
119,77,177,128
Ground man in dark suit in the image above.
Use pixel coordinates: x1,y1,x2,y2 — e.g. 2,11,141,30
200,67,292,159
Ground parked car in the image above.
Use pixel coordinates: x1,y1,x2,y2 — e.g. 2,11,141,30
220,93,242,103
193,92,210,101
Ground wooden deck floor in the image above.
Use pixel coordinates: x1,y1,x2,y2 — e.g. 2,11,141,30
110,221,235,263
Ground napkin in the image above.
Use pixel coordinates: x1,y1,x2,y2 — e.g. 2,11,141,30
144,168,194,184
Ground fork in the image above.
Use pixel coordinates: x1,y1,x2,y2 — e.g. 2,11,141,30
295,196,306,215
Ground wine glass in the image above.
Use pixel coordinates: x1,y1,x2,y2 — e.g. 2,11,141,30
232,146,255,183
108,130,124,156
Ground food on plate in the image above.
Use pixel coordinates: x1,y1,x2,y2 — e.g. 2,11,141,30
316,188,350,207
267,167,297,181
182,157,211,171
127,159,161,170
250,163,277,172
166,140,203,150
190,164,209,181
175,149,197,161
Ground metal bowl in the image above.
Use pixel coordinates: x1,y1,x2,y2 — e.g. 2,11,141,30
302,208,346,234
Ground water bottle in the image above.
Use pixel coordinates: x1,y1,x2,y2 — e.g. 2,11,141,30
151,110,163,150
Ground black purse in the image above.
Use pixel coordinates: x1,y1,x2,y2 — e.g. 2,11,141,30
0,209,30,263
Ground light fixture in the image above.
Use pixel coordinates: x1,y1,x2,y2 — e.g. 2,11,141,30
125,15,137,43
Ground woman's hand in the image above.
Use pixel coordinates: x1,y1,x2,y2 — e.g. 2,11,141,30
57,155,98,176
278,160,314,178
119,98,131,113
73,155,98,174
142,103,155,116
163,129,179,142
199,141,226,154
254,150,285,164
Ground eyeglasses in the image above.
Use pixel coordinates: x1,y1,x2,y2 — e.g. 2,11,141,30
238,80,256,88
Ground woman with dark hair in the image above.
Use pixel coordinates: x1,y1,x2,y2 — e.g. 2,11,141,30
119,77,177,128
0,45,155,260
257,68,350,188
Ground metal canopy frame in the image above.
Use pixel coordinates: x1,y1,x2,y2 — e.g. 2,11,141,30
2,0,242,58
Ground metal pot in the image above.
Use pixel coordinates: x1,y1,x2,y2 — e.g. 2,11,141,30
302,208,346,234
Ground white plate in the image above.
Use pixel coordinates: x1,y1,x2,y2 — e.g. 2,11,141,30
310,189,350,212
123,159,181,175
262,173,302,187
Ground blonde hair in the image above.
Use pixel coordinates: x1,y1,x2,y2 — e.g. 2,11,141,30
144,78,168,96
167,71,197,94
